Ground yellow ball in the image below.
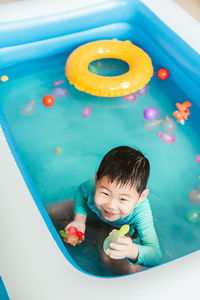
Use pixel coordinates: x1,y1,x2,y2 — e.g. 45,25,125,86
54,147,62,154
1,75,9,82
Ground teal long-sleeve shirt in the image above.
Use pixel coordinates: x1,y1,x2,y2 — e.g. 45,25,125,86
74,179,162,267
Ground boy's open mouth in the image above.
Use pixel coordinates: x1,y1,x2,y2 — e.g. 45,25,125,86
102,208,117,218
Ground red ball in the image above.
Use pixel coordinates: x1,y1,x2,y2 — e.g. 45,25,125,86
77,231,84,239
67,226,78,236
42,95,55,107
157,68,169,80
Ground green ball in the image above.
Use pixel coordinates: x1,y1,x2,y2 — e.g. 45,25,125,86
185,210,200,224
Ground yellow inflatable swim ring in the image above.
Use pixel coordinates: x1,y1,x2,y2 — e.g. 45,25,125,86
65,39,153,97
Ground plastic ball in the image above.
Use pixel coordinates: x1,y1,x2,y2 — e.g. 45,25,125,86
162,117,177,133
189,190,200,205
77,231,84,239
122,93,137,102
52,88,68,98
185,209,200,224
157,68,169,80
82,105,91,118
137,84,148,96
88,65,98,74
1,75,9,82
145,120,162,130
42,95,55,107
96,61,102,67
157,133,175,144
196,155,200,163
143,107,160,120
21,100,35,116
67,226,78,236
54,147,62,154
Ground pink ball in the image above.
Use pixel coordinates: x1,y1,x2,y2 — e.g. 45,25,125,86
196,155,200,163
81,105,91,118
189,190,200,204
157,133,175,144
122,93,137,102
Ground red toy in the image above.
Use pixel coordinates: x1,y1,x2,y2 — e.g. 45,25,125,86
157,68,169,80
67,226,78,235
59,226,84,246
42,95,55,107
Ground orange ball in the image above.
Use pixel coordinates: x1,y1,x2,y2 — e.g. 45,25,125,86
42,95,55,107
157,68,169,80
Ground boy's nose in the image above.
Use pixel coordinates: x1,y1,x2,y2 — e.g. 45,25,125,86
107,198,117,210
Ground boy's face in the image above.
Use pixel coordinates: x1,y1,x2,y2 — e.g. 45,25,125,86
94,175,149,222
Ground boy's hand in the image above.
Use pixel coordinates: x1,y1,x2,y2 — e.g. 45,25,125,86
65,220,86,237
64,214,86,246
65,213,86,236
106,236,139,261
64,221,85,246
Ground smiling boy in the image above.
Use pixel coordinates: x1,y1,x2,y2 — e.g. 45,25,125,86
47,146,162,274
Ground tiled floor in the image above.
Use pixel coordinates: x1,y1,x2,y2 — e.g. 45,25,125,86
0,0,199,22
0,0,20,3
174,0,200,22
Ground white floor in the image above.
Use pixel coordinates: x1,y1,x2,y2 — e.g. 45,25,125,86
1,0,200,299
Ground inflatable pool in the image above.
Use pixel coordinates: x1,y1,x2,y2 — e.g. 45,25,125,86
1,0,200,299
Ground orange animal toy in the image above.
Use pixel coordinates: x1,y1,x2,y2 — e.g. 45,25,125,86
173,101,192,124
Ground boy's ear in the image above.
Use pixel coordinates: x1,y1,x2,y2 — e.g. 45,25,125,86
95,172,97,183
138,189,149,203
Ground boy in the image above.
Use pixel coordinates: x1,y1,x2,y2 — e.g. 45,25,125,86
47,146,162,275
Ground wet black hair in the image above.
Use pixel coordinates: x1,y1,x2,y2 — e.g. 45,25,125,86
96,146,150,195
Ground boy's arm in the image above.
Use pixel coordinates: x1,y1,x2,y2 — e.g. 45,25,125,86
74,182,89,217
134,225,162,267
133,201,162,267
64,182,89,236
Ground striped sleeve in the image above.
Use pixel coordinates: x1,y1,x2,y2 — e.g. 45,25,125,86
74,181,90,216
133,200,162,267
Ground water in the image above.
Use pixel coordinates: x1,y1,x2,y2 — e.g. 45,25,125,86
1,52,200,276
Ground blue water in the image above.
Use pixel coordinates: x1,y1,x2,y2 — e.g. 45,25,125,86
1,52,200,276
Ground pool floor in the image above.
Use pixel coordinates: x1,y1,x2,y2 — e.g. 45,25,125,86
1,52,200,275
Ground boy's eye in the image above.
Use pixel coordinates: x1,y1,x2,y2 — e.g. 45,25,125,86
102,192,109,196
121,198,128,201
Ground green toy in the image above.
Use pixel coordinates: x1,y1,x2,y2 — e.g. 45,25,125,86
185,209,200,224
103,224,130,253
